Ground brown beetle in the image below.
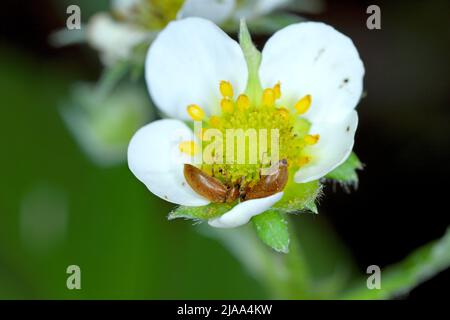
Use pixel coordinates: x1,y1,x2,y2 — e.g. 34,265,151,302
183,164,239,203
184,159,288,203
244,159,288,200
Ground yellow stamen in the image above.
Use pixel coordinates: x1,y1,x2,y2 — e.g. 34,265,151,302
179,141,199,155
273,82,281,99
295,94,312,114
221,98,234,113
220,80,234,98
277,107,290,120
187,104,205,121
209,116,221,127
262,88,275,107
237,94,250,111
297,156,311,167
304,134,320,145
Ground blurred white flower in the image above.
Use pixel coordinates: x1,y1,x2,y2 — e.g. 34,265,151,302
235,0,291,20
87,13,149,66
87,0,235,65
62,83,153,167
111,0,141,17
86,0,317,65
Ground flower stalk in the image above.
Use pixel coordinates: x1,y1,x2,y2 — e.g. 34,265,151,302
203,216,313,299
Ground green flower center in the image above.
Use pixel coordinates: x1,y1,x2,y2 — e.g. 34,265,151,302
183,82,319,189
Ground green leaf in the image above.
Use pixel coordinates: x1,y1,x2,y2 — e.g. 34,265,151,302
273,178,321,214
168,202,235,221
325,152,363,186
340,228,450,299
252,210,290,253
239,19,262,103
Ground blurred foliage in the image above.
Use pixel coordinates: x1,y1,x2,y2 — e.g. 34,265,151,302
341,228,450,299
0,47,264,299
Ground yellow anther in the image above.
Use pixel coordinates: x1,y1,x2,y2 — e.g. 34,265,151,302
277,107,290,120
273,82,281,99
220,81,234,98
304,134,320,145
221,98,234,113
187,104,205,121
295,94,312,114
237,94,250,111
297,156,311,167
209,116,221,127
179,141,199,156
262,88,275,107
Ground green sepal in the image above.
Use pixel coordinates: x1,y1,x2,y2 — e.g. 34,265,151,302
273,177,321,214
325,152,363,186
168,202,235,221
252,210,290,253
304,201,318,214
238,19,263,104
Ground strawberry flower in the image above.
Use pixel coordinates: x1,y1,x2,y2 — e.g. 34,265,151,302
128,17,364,233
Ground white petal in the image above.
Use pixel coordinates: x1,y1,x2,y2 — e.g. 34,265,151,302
87,13,147,66
177,0,235,24
294,111,358,183
260,22,364,124
208,192,283,228
128,119,209,206
145,17,247,120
